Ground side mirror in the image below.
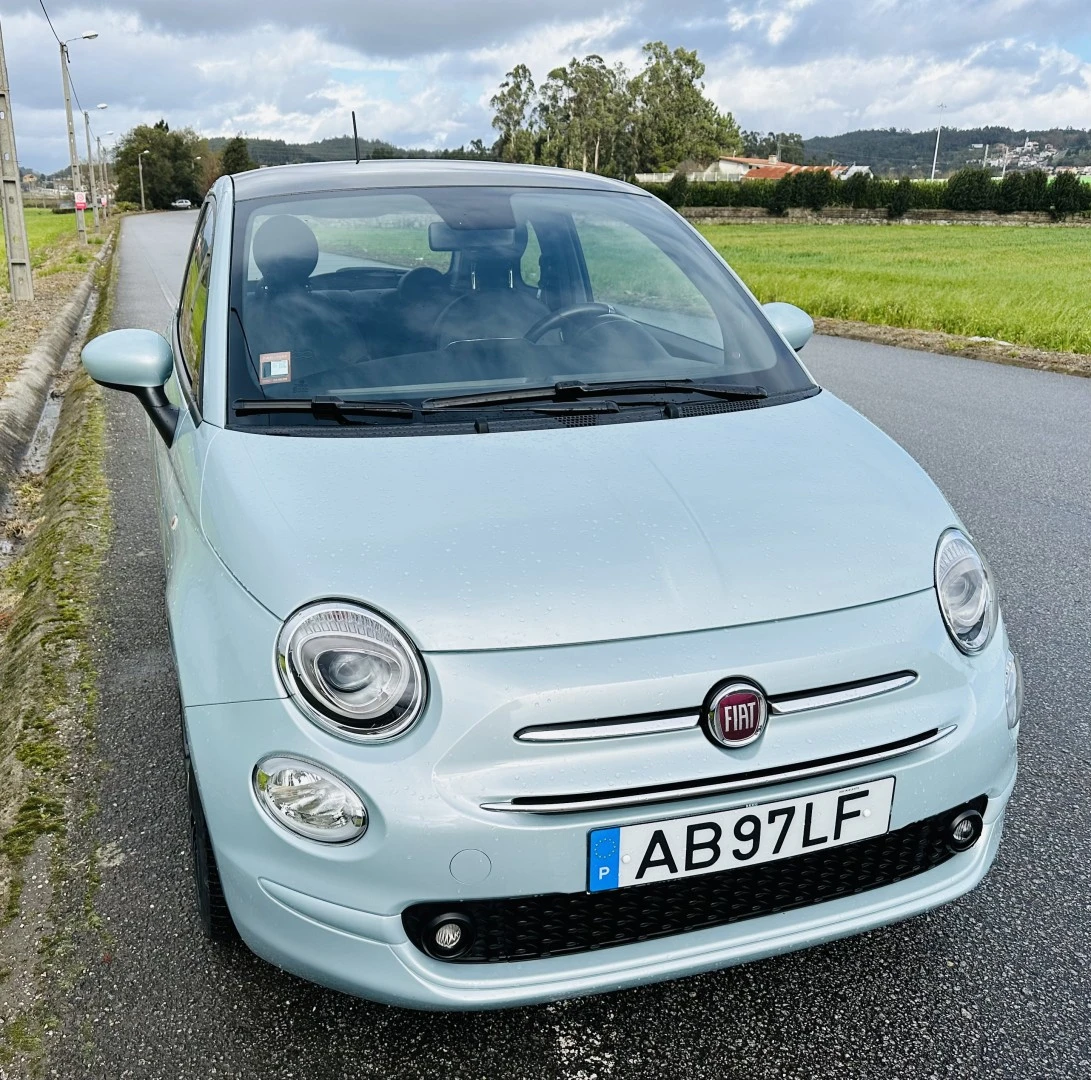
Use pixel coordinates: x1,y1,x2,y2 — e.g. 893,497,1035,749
81,329,181,446
763,302,814,352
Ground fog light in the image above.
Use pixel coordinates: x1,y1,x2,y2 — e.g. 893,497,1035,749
253,755,367,844
947,809,983,853
1004,649,1023,730
423,912,474,959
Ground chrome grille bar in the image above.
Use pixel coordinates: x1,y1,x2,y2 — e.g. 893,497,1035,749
516,711,699,743
769,671,917,715
483,725,956,814
514,671,918,744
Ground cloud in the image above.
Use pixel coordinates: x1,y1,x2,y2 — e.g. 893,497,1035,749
8,0,1091,172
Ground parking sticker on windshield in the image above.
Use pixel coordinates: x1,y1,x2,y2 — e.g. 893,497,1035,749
259,351,291,384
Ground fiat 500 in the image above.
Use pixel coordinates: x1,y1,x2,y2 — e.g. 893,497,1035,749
82,161,1020,1010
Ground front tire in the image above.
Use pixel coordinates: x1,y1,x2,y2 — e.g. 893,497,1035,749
187,757,238,945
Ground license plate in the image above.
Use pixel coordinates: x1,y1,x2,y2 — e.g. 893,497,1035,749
587,777,895,892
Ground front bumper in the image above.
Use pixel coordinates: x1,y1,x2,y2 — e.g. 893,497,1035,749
184,589,1018,1010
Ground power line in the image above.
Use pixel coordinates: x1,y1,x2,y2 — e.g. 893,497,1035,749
37,0,61,44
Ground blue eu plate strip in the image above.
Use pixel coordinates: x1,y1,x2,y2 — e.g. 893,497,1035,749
588,827,620,892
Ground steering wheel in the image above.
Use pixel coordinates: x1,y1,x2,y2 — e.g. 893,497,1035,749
524,302,617,343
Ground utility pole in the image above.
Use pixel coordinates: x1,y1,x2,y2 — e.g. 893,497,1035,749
60,42,87,242
930,103,947,181
0,15,33,300
982,142,989,169
82,109,99,229
96,135,107,219
138,149,149,211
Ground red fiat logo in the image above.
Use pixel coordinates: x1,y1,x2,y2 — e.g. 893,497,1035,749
707,682,768,748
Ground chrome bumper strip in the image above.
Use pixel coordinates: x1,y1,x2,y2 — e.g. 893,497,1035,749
483,725,956,814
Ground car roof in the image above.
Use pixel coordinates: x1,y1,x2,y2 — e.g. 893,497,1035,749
228,159,648,202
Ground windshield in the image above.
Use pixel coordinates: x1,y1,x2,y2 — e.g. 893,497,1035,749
227,185,813,431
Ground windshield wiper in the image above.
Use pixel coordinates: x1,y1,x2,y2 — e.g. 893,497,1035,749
423,379,766,411
233,396,415,419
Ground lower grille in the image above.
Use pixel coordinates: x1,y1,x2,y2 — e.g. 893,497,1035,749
404,796,987,963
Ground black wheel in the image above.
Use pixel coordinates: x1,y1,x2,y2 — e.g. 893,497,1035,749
187,757,238,945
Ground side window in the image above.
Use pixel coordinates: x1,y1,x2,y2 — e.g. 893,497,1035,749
179,202,216,400
572,211,723,348
520,221,542,288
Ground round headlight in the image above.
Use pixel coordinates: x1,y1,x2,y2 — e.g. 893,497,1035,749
277,601,426,741
254,756,367,843
934,529,998,654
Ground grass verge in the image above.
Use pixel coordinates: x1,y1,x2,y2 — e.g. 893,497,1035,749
0,245,114,1072
700,223,1091,356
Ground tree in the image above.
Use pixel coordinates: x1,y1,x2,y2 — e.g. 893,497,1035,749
629,42,741,172
220,134,257,175
490,64,537,163
113,121,204,209
536,56,631,174
742,130,804,164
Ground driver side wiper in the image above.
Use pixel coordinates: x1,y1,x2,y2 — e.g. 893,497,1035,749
234,396,415,419
423,379,767,411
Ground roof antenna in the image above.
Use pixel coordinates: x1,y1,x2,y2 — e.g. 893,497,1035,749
352,111,361,164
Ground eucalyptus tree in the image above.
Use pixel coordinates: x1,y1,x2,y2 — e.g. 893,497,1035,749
629,42,741,172
490,64,537,163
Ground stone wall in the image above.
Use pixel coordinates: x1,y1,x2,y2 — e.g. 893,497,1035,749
681,206,1091,227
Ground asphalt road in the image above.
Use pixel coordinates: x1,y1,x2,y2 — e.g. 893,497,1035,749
49,212,1091,1080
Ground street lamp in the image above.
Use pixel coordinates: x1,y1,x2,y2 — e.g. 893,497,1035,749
930,103,948,182
81,104,103,230
59,30,98,243
138,149,150,212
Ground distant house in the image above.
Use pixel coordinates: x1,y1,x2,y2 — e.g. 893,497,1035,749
740,163,872,181
633,156,872,185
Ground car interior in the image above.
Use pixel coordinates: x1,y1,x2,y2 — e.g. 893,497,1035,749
230,189,787,405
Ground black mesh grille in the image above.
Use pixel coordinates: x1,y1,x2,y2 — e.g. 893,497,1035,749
552,414,597,426
404,796,987,963
676,399,763,417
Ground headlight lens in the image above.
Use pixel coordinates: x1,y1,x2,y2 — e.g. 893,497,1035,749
1004,649,1023,729
277,601,426,741
254,756,367,843
934,529,998,654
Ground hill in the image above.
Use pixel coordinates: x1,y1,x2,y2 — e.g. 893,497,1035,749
204,135,490,166
802,126,1091,176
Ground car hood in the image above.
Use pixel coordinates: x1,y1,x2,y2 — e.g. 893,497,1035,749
200,392,956,651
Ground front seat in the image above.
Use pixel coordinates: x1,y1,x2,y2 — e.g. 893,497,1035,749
432,231,549,348
248,215,368,385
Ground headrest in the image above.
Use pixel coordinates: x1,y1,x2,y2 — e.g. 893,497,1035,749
253,215,319,288
397,265,447,300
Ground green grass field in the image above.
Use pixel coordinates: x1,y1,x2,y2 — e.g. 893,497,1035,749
700,223,1091,355
0,208,92,289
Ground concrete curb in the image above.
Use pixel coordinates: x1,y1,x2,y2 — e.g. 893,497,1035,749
0,234,114,500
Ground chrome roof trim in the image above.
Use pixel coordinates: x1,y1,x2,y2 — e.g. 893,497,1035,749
768,671,918,716
516,712,700,743
482,725,956,814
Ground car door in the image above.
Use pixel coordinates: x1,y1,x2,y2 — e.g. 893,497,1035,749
156,198,219,596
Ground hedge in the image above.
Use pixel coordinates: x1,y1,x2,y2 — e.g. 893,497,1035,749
642,168,1091,219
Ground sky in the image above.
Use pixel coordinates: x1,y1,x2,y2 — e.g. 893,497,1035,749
5,0,1091,173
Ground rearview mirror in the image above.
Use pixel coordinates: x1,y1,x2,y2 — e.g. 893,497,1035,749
81,328,181,446
762,302,814,352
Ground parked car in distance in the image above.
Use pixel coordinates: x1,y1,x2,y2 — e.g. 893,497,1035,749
170,198,193,210
80,160,1020,1011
